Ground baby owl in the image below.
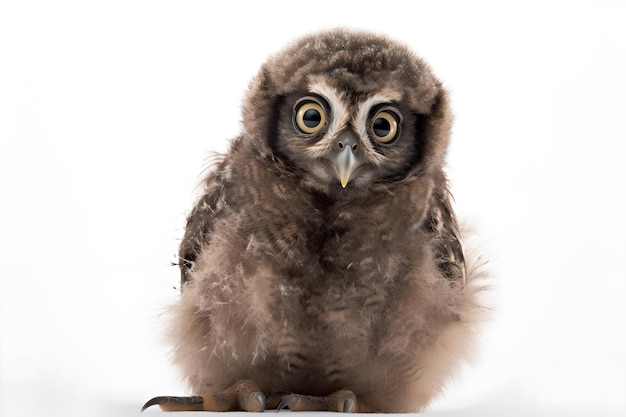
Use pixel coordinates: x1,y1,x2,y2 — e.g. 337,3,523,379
143,29,486,413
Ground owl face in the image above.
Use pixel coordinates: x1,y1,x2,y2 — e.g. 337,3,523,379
273,81,423,192
242,29,451,195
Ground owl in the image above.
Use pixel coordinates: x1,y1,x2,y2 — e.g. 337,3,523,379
143,29,486,413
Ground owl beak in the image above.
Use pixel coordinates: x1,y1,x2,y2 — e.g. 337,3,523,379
334,134,360,188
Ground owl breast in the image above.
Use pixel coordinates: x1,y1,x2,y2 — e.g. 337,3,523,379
187,150,441,398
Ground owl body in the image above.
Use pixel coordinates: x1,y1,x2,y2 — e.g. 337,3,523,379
161,29,485,413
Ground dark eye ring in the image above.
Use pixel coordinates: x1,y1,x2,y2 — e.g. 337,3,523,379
294,100,326,134
370,110,399,143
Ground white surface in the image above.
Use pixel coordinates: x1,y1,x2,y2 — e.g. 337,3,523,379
1,1,625,416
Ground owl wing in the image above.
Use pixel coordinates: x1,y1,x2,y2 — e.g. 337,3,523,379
426,186,467,286
178,169,225,288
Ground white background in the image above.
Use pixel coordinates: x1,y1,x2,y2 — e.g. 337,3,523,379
1,1,625,416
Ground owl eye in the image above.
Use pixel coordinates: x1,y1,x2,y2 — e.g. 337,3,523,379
370,111,399,144
294,100,326,134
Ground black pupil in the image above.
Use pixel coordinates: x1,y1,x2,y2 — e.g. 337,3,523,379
373,117,391,137
302,108,321,128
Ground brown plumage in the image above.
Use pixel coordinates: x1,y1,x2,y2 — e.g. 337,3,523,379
143,29,486,413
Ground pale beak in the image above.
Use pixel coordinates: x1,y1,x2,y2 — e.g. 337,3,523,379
334,141,359,188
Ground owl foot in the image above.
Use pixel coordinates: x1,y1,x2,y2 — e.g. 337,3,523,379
141,379,266,412
271,390,357,412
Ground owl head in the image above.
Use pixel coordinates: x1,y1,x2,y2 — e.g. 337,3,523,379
241,29,451,196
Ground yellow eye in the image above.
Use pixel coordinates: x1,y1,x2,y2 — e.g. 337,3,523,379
295,101,326,134
370,111,399,143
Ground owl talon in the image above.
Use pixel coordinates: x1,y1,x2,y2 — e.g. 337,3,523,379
343,398,355,413
256,392,267,412
141,395,204,412
334,391,357,413
276,395,297,412
266,391,289,409
272,390,357,412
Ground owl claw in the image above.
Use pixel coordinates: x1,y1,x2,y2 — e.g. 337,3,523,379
276,395,297,412
256,392,267,412
343,398,355,413
141,395,204,412
272,390,357,412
